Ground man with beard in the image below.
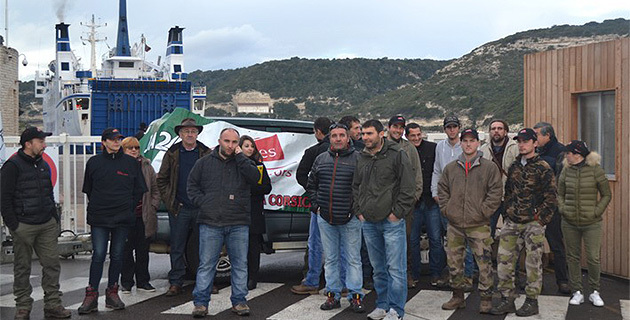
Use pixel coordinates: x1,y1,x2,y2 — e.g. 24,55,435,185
479,119,518,238
339,115,365,151
187,128,261,317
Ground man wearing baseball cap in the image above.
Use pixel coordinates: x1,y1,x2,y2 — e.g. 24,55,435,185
438,128,502,313
492,128,557,317
1,127,71,319
387,115,423,288
79,127,147,314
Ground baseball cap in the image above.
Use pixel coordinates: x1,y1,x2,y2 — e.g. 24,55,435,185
388,115,406,127
460,128,479,140
513,128,537,141
566,140,590,157
101,127,124,141
443,115,460,127
19,127,52,146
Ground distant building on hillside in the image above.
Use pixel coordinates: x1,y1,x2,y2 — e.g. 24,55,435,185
233,91,273,114
0,41,19,135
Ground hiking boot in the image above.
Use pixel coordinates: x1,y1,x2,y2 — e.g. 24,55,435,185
479,296,493,314
231,303,250,316
14,309,30,320
192,305,208,318
137,283,156,292
558,283,571,295
78,286,99,314
43,305,71,319
367,307,387,320
441,289,466,310
516,298,539,317
490,297,516,315
290,283,319,295
320,292,340,310
105,283,125,310
165,285,182,296
350,293,365,313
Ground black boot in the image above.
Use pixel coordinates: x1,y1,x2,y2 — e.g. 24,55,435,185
516,298,539,317
105,283,125,310
490,297,516,315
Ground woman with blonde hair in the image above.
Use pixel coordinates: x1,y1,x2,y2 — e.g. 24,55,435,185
558,140,611,307
120,137,161,293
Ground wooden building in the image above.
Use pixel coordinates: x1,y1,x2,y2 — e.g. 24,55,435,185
523,37,629,279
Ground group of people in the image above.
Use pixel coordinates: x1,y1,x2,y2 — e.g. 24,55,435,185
1,112,611,320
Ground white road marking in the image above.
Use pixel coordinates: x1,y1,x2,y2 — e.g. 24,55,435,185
0,277,93,307
620,299,630,320
505,295,569,320
404,290,470,320
66,279,170,311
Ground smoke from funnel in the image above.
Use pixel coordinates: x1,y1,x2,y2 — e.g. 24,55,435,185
55,0,69,22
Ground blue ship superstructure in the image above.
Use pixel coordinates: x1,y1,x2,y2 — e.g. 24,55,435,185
36,0,205,137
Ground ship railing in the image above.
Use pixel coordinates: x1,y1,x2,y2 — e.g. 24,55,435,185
2,134,102,234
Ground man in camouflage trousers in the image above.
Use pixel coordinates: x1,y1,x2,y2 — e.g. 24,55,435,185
491,128,558,317
437,129,503,313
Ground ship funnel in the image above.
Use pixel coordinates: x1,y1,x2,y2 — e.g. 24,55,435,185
55,23,71,52
115,0,131,56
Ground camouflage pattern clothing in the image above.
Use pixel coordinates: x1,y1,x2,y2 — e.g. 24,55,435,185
446,224,494,297
496,219,546,299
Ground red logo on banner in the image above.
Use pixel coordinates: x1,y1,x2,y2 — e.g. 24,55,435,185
255,135,285,162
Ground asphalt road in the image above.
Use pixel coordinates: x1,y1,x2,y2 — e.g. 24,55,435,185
1,251,629,319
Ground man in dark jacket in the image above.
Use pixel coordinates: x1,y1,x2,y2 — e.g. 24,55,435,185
353,120,415,320
187,128,260,317
292,117,335,294
533,121,570,294
492,128,558,317
339,115,365,151
79,128,147,314
1,127,71,319
307,123,364,313
156,118,212,296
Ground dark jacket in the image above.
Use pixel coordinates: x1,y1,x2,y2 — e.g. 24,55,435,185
537,136,566,176
139,156,161,238
156,141,211,215
307,145,359,225
249,160,272,234
558,152,612,227
352,138,416,222
1,149,57,231
82,149,147,228
504,154,557,225
187,148,261,227
296,135,330,190
416,140,437,207
437,152,503,229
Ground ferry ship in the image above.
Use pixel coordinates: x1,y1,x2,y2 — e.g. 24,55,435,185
35,0,205,137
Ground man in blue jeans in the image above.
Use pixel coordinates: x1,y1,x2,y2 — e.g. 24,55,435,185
353,120,416,320
307,123,364,312
157,118,211,296
187,128,261,317
405,123,448,286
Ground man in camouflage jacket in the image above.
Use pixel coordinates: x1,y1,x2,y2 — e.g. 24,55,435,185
491,128,557,317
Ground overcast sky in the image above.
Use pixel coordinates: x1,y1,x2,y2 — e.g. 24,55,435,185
4,0,629,80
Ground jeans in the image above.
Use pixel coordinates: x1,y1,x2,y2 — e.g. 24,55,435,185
121,217,151,288
362,218,407,317
193,224,249,307
318,215,363,300
89,226,129,288
304,213,347,287
409,201,446,279
562,220,602,292
168,207,198,286
10,218,62,310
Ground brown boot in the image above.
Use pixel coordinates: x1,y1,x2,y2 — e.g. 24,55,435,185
479,296,493,314
78,286,99,314
441,289,466,310
165,285,182,296
14,309,30,320
290,283,319,295
105,283,125,310
44,305,71,318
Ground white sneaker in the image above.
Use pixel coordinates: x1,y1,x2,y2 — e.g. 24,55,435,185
383,308,401,320
569,291,584,305
367,308,387,320
589,290,604,307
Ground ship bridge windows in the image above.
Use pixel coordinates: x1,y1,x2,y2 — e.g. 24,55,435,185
119,61,135,68
174,64,182,72
75,98,89,110
62,100,71,111
61,62,70,71
170,46,183,54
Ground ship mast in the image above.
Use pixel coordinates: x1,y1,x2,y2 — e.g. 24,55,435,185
80,15,106,76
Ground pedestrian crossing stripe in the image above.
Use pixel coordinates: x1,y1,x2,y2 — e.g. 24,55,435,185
621,299,630,320
268,291,360,320
504,295,569,320
161,282,283,315
66,279,170,311
0,277,95,307
404,290,470,320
